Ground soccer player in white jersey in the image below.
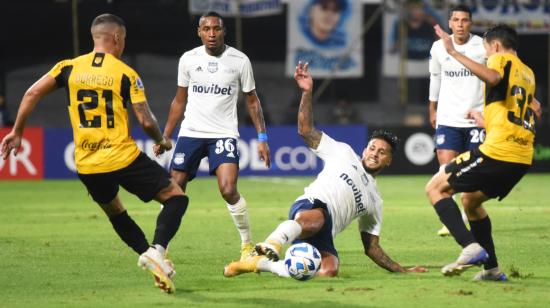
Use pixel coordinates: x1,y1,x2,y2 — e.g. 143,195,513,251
223,62,427,278
154,11,271,261
428,5,485,236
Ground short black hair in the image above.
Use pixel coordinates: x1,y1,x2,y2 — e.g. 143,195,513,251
91,13,125,28
449,4,472,20
199,11,224,26
484,24,519,50
370,129,399,154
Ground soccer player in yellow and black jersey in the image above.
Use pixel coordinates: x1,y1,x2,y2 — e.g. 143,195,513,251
425,24,538,281
0,14,187,293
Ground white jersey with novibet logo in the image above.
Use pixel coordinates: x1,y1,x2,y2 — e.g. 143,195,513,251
297,133,383,238
177,45,255,138
429,34,486,127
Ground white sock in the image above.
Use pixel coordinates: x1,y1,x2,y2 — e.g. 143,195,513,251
153,244,166,256
226,196,252,244
265,220,302,246
257,258,290,277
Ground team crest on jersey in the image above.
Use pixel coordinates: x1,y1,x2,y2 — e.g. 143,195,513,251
436,134,445,145
135,77,144,89
207,62,218,73
361,174,369,186
173,153,185,165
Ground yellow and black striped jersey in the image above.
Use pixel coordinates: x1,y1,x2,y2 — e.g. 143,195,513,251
48,52,145,174
479,53,536,165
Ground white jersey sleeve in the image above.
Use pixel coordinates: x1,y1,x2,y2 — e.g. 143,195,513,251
428,43,441,102
177,54,190,87
240,56,255,93
312,131,358,163
358,201,382,236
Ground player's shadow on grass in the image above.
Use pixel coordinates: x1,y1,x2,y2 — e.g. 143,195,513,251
173,291,372,308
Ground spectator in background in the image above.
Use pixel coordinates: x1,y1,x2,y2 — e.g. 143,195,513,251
390,0,439,60
0,94,14,127
332,98,356,124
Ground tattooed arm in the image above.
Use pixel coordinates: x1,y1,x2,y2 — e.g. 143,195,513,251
294,61,322,149
132,101,171,152
361,232,427,273
245,90,270,167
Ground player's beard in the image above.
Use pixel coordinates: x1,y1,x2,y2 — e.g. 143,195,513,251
362,163,380,175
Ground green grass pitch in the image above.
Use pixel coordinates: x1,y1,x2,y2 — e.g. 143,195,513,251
1,174,549,307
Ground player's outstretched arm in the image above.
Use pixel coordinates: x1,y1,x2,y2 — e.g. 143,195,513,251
1,74,56,160
244,90,271,168
132,101,171,153
433,25,501,86
360,232,427,273
294,61,322,149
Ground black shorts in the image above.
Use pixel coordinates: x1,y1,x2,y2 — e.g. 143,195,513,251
78,152,172,204
445,148,529,201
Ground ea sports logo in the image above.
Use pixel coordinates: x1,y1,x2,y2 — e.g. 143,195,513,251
404,132,435,166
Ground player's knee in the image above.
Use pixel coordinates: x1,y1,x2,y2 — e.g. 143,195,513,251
460,194,471,207
425,180,438,199
170,170,188,188
460,194,480,212
219,183,238,202
156,181,185,202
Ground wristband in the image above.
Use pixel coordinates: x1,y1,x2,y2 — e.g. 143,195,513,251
258,132,268,142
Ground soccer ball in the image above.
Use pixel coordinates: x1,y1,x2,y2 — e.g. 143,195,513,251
284,243,321,281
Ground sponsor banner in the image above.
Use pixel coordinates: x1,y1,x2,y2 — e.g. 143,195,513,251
44,128,77,179
188,0,282,17
234,125,367,176
8,125,550,179
42,125,367,178
0,127,44,180
382,1,443,77
286,0,363,78
461,0,550,34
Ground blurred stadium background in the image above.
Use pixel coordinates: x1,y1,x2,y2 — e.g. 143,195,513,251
1,0,550,179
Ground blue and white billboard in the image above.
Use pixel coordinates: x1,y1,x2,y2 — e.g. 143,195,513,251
43,125,368,178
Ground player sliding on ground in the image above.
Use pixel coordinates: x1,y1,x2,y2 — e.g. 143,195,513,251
224,62,427,278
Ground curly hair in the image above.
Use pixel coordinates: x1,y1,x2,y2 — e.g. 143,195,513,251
370,129,399,154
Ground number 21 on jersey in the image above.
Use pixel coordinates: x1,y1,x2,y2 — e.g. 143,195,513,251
76,89,115,128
